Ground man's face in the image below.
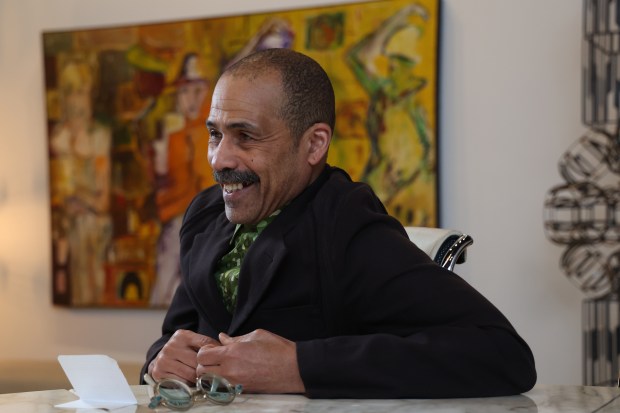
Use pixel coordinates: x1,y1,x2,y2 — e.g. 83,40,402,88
207,73,313,225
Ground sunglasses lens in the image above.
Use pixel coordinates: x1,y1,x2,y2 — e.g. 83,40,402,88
197,374,237,405
157,380,193,411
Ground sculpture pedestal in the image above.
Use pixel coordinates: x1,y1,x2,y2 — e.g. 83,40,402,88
583,294,620,386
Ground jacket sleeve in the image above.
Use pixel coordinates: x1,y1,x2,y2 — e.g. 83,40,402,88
140,281,200,381
296,184,536,398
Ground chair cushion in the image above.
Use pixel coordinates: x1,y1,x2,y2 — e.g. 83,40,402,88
404,227,462,262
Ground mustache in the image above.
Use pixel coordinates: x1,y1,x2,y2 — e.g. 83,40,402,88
213,169,260,185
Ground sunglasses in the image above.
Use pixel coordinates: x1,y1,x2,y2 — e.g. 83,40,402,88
144,373,242,411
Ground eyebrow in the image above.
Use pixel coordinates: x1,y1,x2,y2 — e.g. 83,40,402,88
206,119,258,131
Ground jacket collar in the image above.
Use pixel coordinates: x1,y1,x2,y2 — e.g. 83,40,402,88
230,165,335,333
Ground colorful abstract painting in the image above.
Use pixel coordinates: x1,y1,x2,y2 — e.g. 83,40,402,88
43,0,439,307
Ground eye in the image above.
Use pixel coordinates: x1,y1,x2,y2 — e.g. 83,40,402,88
239,132,252,141
208,129,222,142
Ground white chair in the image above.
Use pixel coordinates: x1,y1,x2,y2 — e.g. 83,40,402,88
405,227,473,271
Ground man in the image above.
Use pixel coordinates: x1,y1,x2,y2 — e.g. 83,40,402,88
142,48,536,398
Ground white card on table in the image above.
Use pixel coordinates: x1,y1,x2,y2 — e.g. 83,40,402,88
55,354,137,410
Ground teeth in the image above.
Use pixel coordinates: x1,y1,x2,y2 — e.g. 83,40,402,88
223,183,244,193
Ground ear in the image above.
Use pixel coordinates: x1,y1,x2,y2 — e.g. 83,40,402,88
304,122,332,166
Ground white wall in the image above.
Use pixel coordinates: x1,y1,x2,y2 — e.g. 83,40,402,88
0,0,584,385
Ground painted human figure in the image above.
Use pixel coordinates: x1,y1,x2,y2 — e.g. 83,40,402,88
224,17,295,70
149,53,214,306
50,58,112,305
347,4,434,223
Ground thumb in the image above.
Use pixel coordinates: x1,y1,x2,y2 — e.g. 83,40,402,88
219,332,235,344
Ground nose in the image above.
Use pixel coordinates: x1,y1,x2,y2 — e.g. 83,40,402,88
209,134,238,172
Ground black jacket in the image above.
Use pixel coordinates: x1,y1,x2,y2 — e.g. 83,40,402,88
143,165,536,398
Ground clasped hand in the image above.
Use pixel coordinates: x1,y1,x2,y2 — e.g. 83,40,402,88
149,329,305,394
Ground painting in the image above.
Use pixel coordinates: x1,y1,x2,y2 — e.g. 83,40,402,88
43,0,440,307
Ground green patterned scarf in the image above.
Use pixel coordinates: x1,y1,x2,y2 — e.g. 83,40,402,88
214,211,279,313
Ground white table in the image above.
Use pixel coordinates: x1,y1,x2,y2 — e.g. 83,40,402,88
0,384,619,412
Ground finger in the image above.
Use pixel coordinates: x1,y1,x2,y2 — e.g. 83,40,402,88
153,331,217,382
177,330,221,350
162,342,199,370
222,328,288,344
196,363,224,379
219,332,234,344
197,343,225,367
219,329,259,343
151,354,198,384
193,333,222,349
153,367,195,384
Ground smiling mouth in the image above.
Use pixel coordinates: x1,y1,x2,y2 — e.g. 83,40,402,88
222,182,254,194
215,169,259,194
